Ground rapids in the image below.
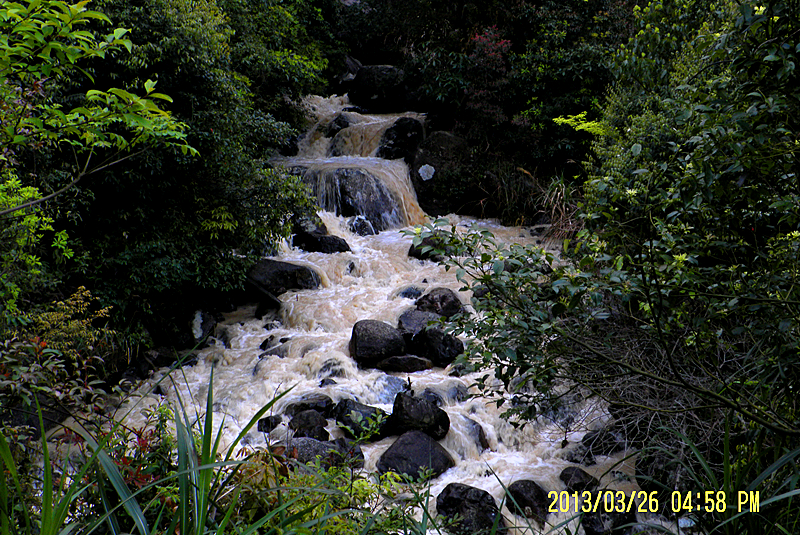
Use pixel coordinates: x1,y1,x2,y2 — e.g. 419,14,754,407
117,96,655,534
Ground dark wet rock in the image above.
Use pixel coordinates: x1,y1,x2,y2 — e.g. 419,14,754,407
409,327,463,368
422,380,469,406
374,374,407,404
506,480,548,526
348,215,376,236
284,393,334,418
319,378,337,387
376,430,454,480
560,467,599,492
415,288,463,318
463,416,490,452
286,437,364,468
397,309,441,338
346,65,406,112
192,310,217,346
581,504,636,535
324,113,354,138
289,409,330,441
376,117,424,162
318,359,347,380
348,320,406,368
247,259,321,315
291,167,405,232
257,415,283,433
420,389,444,407
410,131,471,216
376,355,433,373
293,215,351,254
260,342,289,359
332,399,389,441
386,392,449,440
436,483,507,535
397,285,424,299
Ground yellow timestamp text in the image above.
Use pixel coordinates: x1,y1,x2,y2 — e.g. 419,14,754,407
547,490,761,514
547,490,659,514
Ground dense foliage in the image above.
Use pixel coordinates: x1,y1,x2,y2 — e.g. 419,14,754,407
415,0,799,531
337,0,640,223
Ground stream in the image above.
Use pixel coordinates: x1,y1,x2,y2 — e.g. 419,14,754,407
118,96,653,535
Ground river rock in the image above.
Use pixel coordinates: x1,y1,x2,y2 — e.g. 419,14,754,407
257,415,282,434
415,287,464,318
284,393,334,418
332,399,388,441
386,392,449,440
376,430,454,480
349,320,406,368
376,117,424,162
289,409,330,441
347,215,376,236
246,259,321,313
376,355,433,373
397,285,424,299
409,326,463,368
560,466,599,492
292,215,351,254
463,416,490,452
436,483,507,535
505,479,548,526
397,308,441,339
286,437,364,468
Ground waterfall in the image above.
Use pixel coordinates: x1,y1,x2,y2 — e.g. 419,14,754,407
274,96,427,232
117,96,660,535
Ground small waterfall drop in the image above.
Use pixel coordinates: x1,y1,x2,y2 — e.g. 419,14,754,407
275,96,427,232
117,96,656,535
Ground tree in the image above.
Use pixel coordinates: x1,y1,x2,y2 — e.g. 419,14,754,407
0,0,192,326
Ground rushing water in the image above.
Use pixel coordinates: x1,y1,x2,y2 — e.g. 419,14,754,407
117,96,655,534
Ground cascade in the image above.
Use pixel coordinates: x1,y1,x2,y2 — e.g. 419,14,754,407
119,96,659,534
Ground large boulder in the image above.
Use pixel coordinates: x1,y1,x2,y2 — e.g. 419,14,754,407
560,467,599,492
346,65,407,112
283,393,334,418
289,409,330,441
436,483,507,535
505,480,549,526
385,392,450,440
332,399,389,441
292,216,351,254
292,167,405,232
410,131,471,216
376,117,424,162
246,259,321,314
286,437,364,468
376,355,433,373
415,288,464,318
397,309,441,340
409,327,463,368
376,430,454,480
348,320,406,368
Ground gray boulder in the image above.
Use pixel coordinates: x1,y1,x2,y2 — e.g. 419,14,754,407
349,320,406,368
385,392,449,440
436,483,507,535
376,430,454,480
